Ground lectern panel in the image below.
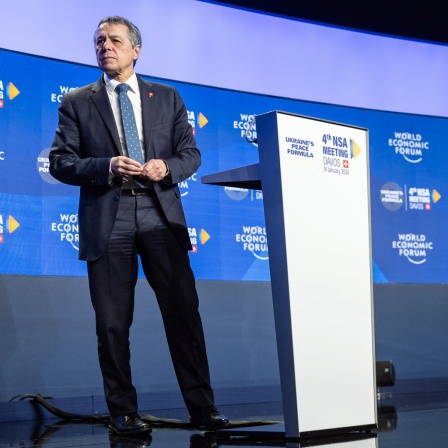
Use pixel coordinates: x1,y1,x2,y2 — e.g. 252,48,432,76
257,111,376,437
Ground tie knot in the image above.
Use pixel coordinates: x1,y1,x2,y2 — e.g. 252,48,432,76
116,83,130,93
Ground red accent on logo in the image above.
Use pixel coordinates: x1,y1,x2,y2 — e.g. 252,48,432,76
425,203,431,211
0,235,3,243
343,160,349,168
0,100,4,108
191,245,198,253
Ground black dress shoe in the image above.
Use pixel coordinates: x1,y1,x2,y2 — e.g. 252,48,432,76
189,405,229,430
109,413,152,435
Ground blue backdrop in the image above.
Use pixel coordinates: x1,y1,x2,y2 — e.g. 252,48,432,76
1,48,447,283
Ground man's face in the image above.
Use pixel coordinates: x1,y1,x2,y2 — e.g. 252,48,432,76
95,23,140,81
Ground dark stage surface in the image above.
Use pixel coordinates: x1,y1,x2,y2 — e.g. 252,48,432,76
1,393,448,447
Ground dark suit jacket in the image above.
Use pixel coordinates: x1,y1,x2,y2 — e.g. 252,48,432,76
49,74,200,261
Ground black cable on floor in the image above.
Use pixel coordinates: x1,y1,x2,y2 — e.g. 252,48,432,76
10,394,282,429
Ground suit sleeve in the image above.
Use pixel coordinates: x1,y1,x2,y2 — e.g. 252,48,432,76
161,88,201,185
49,94,112,187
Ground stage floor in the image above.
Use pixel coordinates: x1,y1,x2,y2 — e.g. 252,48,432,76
1,393,448,447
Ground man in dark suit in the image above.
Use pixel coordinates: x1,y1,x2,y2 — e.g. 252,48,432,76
49,16,228,436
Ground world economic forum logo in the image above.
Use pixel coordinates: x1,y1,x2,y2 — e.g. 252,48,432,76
388,131,429,163
233,113,257,147
235,225,268,260
51,213,79,250
391,233,433,264
179,173,198,197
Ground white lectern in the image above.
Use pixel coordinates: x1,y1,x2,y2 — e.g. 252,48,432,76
202,111,377,438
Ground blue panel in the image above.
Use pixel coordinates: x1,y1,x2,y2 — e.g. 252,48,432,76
1,49,447,283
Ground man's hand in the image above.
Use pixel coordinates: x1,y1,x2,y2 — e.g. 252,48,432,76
111,156,143,181
141,159,169,182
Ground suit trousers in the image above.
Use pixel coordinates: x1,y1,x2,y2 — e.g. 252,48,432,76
87,191,214,417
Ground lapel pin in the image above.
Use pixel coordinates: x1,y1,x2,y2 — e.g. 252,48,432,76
148,92,154,98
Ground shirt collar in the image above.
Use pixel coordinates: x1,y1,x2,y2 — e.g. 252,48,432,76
104,72,139,95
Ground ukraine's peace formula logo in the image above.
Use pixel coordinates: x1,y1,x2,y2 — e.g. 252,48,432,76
283,132,362,175
380,182,441,212
284,136,315,158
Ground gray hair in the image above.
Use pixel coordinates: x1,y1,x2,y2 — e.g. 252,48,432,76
95,16,142,48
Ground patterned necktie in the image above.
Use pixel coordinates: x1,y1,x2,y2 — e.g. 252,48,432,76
116,83,145,187
115,84,145,164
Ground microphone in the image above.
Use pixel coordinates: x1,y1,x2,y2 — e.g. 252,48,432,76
244,116,258,144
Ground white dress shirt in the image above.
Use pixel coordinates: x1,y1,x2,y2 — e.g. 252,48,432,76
104,72,145,159
104,72,145,187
